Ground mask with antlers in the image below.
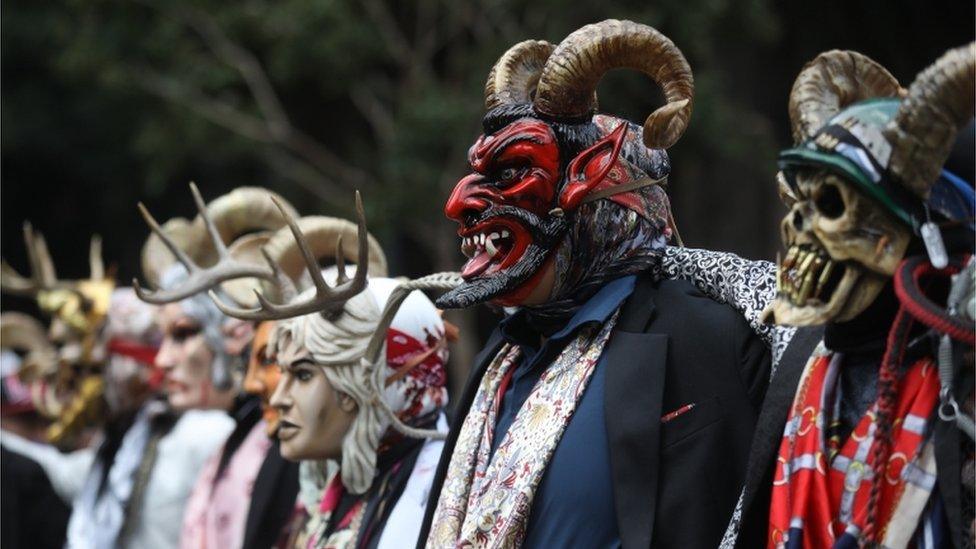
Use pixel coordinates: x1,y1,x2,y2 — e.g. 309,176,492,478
267,273,457,494
2,224,114,352
1,224,119,443
772,45,975,326
192,190,457,494
136,184,302,397
228,209,388,436
439,19,690,310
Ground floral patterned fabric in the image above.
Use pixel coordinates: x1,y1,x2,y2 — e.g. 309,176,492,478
427,311,620,548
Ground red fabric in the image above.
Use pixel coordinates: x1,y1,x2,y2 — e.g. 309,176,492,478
316,474,364,531
106,338,159,366
319,474,346,514
384,328,446,388
767,353,939,547
1,374,35,415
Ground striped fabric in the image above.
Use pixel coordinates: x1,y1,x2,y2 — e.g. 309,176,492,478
768,348,941,548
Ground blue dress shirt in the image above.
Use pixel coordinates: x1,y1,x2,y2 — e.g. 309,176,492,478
491,275,636,549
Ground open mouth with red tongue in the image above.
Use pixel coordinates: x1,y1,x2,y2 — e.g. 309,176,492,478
458,221,525,279
437,207,569,309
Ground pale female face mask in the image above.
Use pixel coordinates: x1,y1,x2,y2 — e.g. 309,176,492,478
154,303,236,412
270,331,357,461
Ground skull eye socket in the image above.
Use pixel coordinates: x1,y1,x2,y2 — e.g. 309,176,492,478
814,183,845,219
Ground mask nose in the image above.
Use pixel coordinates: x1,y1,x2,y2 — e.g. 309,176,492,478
444,174,490,224
154,338,178,372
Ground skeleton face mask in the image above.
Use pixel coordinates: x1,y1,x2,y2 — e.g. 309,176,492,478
771,45,975,326
773,169,911,325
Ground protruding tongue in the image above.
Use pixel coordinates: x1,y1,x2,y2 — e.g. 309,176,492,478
461,251,492,279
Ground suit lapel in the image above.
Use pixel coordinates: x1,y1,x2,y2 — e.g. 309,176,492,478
603,273,668,549
605,330,668,549
736,325,822,541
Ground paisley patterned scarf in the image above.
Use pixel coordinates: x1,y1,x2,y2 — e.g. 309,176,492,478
427,311,620,548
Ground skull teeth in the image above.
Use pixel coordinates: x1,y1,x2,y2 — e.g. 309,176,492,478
778,244,840,305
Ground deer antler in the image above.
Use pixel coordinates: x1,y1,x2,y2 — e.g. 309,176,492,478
89,235,106,281
210,191,370,321
1,223,63,297
133,183,277,304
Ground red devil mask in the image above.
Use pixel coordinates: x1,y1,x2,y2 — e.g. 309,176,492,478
436,20,694,309
438,114,673,309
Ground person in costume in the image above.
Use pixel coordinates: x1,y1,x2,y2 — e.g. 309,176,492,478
0,342,72,549
0,224,233,549
65,289,233,549
238,318,306,549
245,320,283,436
417,19,771,548
269,275,453,549
137,184,322,549
711,46,976,549
207,194,455,548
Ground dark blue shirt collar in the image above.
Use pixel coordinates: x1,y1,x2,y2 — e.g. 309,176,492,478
499,275,637,351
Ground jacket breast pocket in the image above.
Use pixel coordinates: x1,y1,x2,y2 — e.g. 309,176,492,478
660,395,722,449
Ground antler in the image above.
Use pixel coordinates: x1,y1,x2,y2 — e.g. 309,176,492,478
0,312,58,381
89,235,105,281
210,191,371,321
1,222,61,297
133,183,277,304
362,272,463,441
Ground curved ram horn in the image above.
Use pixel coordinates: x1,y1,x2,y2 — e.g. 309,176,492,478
133,183,276,304
788,50,902,144
533,19,693,150
209,192,371,321
485,40,558,111
884,42,975,197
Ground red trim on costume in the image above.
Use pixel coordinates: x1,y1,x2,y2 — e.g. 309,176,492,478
107,338,159,366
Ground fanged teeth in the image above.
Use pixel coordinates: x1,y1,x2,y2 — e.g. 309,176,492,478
460,230,510,259
486,236,498,257
778,244,838,305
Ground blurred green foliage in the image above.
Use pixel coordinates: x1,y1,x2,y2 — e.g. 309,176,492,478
2,0,972,288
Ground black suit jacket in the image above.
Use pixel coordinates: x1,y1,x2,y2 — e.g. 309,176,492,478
242,439,300,549
0,446,71,549
417,274,771,548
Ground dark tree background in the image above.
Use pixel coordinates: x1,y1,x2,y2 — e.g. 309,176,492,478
2,0,974,375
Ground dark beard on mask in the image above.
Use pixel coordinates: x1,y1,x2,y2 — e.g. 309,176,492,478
436,206,568,309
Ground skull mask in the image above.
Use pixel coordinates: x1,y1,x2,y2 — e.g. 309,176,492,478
774,169,911,325
771,46,975,326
